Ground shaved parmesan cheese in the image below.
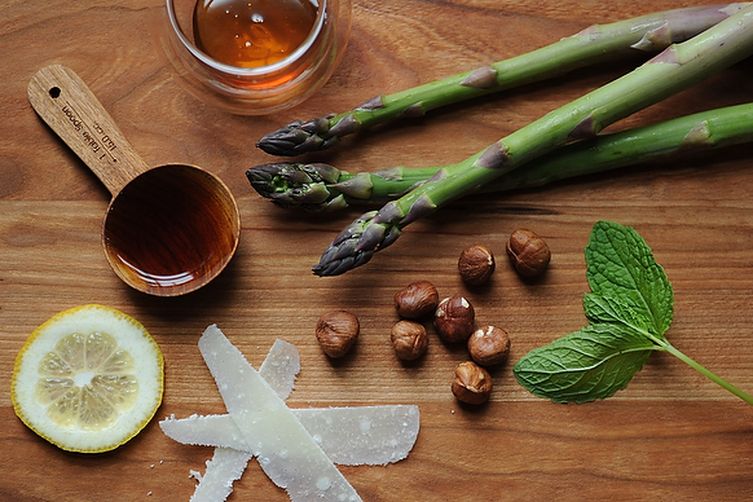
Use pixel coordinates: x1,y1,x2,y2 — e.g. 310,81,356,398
199,325,361,502
190,448,252,502
161,330,420,502
258,339,300,401
160,405,419,466
180,337,302,502
161,414,247,450
293,406,419,466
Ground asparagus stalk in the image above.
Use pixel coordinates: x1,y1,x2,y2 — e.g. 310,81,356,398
257,4,748,156
313,6,753,276
247,102,753,211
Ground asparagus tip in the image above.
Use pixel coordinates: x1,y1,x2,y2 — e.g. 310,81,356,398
245,162,341,209
312,211,401,276
256,117,334,156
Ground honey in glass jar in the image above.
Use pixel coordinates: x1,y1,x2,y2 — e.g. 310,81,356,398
193,0,319,68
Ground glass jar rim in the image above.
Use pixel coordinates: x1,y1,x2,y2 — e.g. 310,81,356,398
166,0,328,77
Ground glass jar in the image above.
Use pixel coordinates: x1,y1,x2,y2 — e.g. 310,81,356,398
158,0,352,115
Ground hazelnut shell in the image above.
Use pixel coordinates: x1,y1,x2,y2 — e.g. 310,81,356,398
315,310,359,358
394,281,439,319
434,295,475,343
452,361,493,405
390,320,428,361
458,244,495,286
468,325,511,366
506,229,551,278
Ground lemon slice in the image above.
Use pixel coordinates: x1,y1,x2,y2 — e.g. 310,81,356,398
11,304,164,453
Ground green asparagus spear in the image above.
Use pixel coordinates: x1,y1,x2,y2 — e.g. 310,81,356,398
257,4,747,156
247,102,753,211
313,6,753,276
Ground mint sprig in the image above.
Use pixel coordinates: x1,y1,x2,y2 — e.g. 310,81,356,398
514,221,753,405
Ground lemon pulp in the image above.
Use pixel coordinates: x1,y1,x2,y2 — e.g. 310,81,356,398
12,305,164,453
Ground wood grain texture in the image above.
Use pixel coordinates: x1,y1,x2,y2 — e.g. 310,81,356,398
2,0,753,500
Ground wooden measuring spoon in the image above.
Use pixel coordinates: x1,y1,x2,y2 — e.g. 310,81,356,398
27,65,241,297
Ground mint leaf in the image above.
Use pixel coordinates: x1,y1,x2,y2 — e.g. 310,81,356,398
515,221,753,406
583,293,654,336
514,221,670,404
513,323,659,403
585,221,673,335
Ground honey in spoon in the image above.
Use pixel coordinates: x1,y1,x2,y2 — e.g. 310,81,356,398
193,0,319,68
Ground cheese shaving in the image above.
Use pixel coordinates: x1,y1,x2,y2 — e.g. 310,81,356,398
161,327,420,501
161,405,419,465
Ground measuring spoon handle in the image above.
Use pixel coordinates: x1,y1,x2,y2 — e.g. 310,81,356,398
27,65,150,196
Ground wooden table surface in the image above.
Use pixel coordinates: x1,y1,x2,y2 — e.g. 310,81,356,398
3,1,753,500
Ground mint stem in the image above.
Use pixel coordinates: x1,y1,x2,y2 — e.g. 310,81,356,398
662,342,753,406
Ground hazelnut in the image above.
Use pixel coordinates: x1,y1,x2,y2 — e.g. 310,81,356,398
506,228,551,278
434,295,475,343
315,310,359,358
451,361,493,405
468,325,510,366
394,281,439,319
458,244,495,286
390,320,428,361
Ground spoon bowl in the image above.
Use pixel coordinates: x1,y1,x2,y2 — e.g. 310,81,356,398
103,163,240,296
